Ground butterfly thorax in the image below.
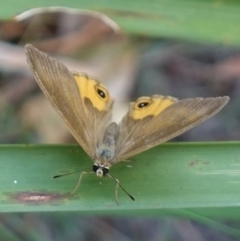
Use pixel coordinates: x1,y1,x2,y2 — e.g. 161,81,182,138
94,122,119,176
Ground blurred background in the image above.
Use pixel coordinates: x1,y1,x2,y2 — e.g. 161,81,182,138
0,5,239,241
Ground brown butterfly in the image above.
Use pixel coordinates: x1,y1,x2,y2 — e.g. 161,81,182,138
25,44,229,204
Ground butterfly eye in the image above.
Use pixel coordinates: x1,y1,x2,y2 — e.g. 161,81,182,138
97,88,106,99
102,167,109,175
92,164,98,172
138,102,149,108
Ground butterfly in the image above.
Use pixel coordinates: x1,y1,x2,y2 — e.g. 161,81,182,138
25,44,229,204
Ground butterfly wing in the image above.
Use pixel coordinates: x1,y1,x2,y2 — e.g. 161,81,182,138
114,95,229,162
25,44,114,159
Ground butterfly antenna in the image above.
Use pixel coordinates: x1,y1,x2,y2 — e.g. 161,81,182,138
107,173,135,201
53,169,83,179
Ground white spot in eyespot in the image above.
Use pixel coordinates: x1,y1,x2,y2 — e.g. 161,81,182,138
14,180,17,184
127,165,132,168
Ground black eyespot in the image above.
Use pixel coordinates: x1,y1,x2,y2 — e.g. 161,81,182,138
138,102,149,108
97,88,106,98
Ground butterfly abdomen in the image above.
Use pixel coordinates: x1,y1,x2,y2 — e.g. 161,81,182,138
96,122,119,164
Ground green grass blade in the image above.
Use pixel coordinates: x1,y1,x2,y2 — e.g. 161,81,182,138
0,142,240,216
1,0,240,45
180,209,240,238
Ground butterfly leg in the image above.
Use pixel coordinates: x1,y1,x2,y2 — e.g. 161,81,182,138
114,178,120,205
107,173,134,204
71,171,94,195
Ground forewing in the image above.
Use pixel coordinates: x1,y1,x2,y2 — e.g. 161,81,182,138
25,44,114,159
115,96,229,162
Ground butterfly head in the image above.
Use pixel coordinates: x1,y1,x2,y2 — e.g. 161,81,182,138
93,163,109,177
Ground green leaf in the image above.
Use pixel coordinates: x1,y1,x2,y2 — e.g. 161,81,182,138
1,142,240,218
1,0,240,45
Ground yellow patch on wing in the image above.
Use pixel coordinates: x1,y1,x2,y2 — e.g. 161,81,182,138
131,95,177,119
73,72,112,111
